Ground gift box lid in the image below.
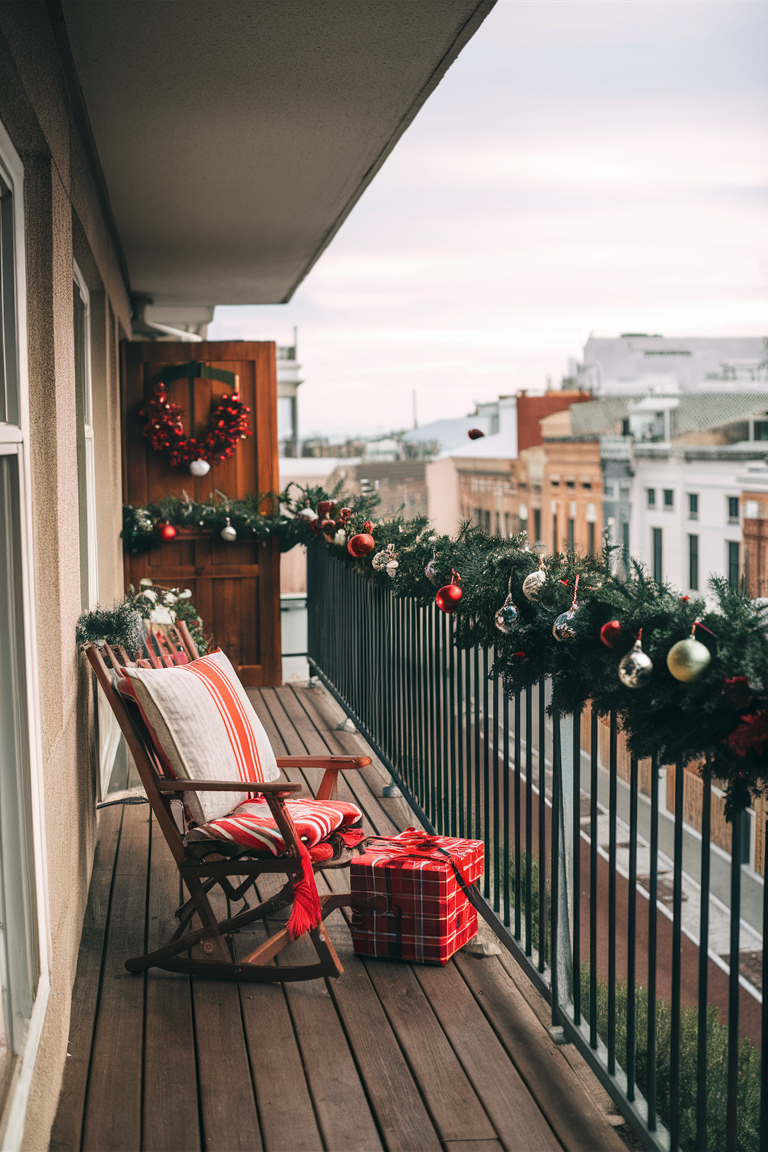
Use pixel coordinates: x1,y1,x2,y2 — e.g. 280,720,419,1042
352,829,485,887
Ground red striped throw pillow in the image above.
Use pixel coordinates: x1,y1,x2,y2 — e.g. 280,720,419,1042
119,651,279,821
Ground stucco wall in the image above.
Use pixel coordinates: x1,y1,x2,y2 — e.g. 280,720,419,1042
0,6,130,1148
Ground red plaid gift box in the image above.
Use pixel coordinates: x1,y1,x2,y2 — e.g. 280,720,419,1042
350,828,484,965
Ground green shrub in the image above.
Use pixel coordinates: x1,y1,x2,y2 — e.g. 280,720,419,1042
579,966,761,1151
508,851,550,956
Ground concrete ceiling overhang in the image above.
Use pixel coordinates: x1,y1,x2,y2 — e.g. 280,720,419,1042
59,0,494,313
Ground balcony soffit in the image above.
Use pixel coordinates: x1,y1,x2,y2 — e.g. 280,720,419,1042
60,0,494,310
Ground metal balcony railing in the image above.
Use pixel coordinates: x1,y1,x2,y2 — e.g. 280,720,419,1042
307,544,768,1152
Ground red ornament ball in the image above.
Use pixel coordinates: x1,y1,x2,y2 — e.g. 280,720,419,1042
468,428,485,440
436,583,463,613
347,533,375,558
339,506,352,520
317,500,333,518
320,518,336,539
600,620,623,649
157,522,177,542
363,520,374,533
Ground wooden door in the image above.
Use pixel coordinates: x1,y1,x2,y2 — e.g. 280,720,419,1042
122,341,281,686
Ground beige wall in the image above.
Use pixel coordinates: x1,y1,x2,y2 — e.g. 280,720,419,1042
0,6,131,1148
425,456,460,536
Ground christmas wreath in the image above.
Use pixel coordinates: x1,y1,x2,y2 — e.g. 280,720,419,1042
122,483,768,815
140,382,252,470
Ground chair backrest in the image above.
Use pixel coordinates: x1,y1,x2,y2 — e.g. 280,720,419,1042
83,623,204,862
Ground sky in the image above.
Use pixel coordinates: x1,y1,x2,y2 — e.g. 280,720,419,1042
208,0,768,441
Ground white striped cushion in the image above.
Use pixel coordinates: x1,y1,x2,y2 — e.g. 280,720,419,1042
186,796,363,854
119,651,279,822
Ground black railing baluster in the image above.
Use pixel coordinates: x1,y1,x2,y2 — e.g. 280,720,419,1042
464,647,472,841
503,686,511,928
670,760,685,1152
573,709,582,1028
760,813,768,1152
696,772,711,1152
626,756,638,1100
647,756,659,1133
449,616,457,837
474,647,481,844
538,679,547,972
525,686,533,955
482,647,490,897
427,606,436,826
726,811,743,1152
514,690,521,937
551,711,561,1021
589,706,598,1050
442,611,450,834
608,712,617,1076
492,674,501,912
456,634,465,840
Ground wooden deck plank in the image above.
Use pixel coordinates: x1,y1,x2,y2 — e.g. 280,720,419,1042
412,962,561,1152
454,954,626,1152
363,959,497,1146
325,923,442,1152
81,804,149,1152
143,815,201,1152
49,806,123,1152
192,887,262,1152
443,1141,505,1152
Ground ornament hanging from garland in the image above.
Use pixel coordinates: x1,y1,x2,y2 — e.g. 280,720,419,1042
618,630,653,688
140,377,252,471
372,543,399,577
522,557,546,600
494,570,520,635
157,522,177,542
667,622,712,682
600,619,623,649
425,554,441,586
220,517,237,543
348,532,375,558
552,575,579,641
436,570,463,613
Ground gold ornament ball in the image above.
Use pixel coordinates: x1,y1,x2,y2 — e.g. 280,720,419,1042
666,637,711,682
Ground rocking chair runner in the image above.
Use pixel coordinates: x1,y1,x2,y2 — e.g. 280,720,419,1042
84,622,372,982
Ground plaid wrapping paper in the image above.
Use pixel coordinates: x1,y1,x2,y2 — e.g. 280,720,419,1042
350,828,484,965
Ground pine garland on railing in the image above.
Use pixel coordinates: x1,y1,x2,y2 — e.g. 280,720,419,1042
122,484,768,815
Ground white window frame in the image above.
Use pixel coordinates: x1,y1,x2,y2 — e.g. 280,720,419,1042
0,120,51,1152
73,261,99,610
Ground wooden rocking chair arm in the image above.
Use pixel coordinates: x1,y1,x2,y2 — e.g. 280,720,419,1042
156,780,302,794
275,756,371,770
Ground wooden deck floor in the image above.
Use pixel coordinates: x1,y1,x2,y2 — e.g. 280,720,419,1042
49,683,627,1152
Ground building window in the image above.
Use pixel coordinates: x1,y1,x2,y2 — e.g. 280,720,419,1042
647,488,656,507
663,489,674,508
688,534,699,590
727,496,739,524
484,509,491,533
566,479,575,489
582,480,592,490
505,512,511,536
688,493,698,520
621,521,630,574
588,522,595,555
754,420,768,441
533,508,541,542
652,527,663,583
551,478,560,487
728,541,740,590
553,514,558,553
568,518,575,551
495,511,501,535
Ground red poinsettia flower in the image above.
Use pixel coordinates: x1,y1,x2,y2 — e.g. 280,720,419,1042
725,711,768,757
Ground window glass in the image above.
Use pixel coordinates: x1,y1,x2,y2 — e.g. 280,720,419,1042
652,527,663,582
688,493,698,518
688,534,699,590
647,488,656,507
663,489,674,508
754,420,768,441
727,496,739,522
728,541,739,590
533,508,541,542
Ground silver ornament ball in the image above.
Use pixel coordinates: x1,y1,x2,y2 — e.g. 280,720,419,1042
494,595,519,635
618,638,653,688
522,568,546,600
552,608,577,641
220,517,237,542
666,637,711,682
425,558,440,586
189,458,211,477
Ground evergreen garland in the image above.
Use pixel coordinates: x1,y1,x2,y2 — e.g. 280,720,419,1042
75,599,145,657
122,484,768,815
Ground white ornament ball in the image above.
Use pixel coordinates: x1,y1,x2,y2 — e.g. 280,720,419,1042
299,508,318,521
189,459,211,477
522,569,546,600
666,637,711,683
617,638,654,688
220,518,237,543
333,529,347,546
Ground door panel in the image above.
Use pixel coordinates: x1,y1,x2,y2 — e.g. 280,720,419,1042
122,341,281,685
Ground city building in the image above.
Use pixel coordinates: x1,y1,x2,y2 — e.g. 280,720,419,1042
575,334,768,396
276,334,303,456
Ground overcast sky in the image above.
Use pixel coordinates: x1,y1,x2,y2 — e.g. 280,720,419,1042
208,0,768,440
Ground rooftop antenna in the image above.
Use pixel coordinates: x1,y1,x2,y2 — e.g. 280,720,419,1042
412,389,418,429
293,325,298,356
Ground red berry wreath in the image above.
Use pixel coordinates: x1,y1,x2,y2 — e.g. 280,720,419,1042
140,383,252,468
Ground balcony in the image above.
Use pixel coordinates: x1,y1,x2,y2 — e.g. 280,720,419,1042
50,682,624,1152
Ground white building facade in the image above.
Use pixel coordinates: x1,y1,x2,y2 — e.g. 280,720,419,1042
630,445,768,596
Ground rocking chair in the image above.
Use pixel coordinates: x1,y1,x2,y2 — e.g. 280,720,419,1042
84,622,371,982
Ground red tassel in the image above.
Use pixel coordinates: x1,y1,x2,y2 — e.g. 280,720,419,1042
287,837,322,939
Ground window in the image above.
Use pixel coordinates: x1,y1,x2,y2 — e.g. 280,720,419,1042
566,479,575,489
504,512,511,536
647,488,656,507
728,542,740,591
652,527,663,583
495,511,501,536
0,122,47,1122
621,521,630,574
582,480,592,490
728,496,739,524
688,534,699,590
663,489,674,508
553,513,558,553
533,508,541,542
551,478,560,487
568,518,575,551
688,493,698,520
754,420,768,441
588,522,595,556
484,509,491,533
